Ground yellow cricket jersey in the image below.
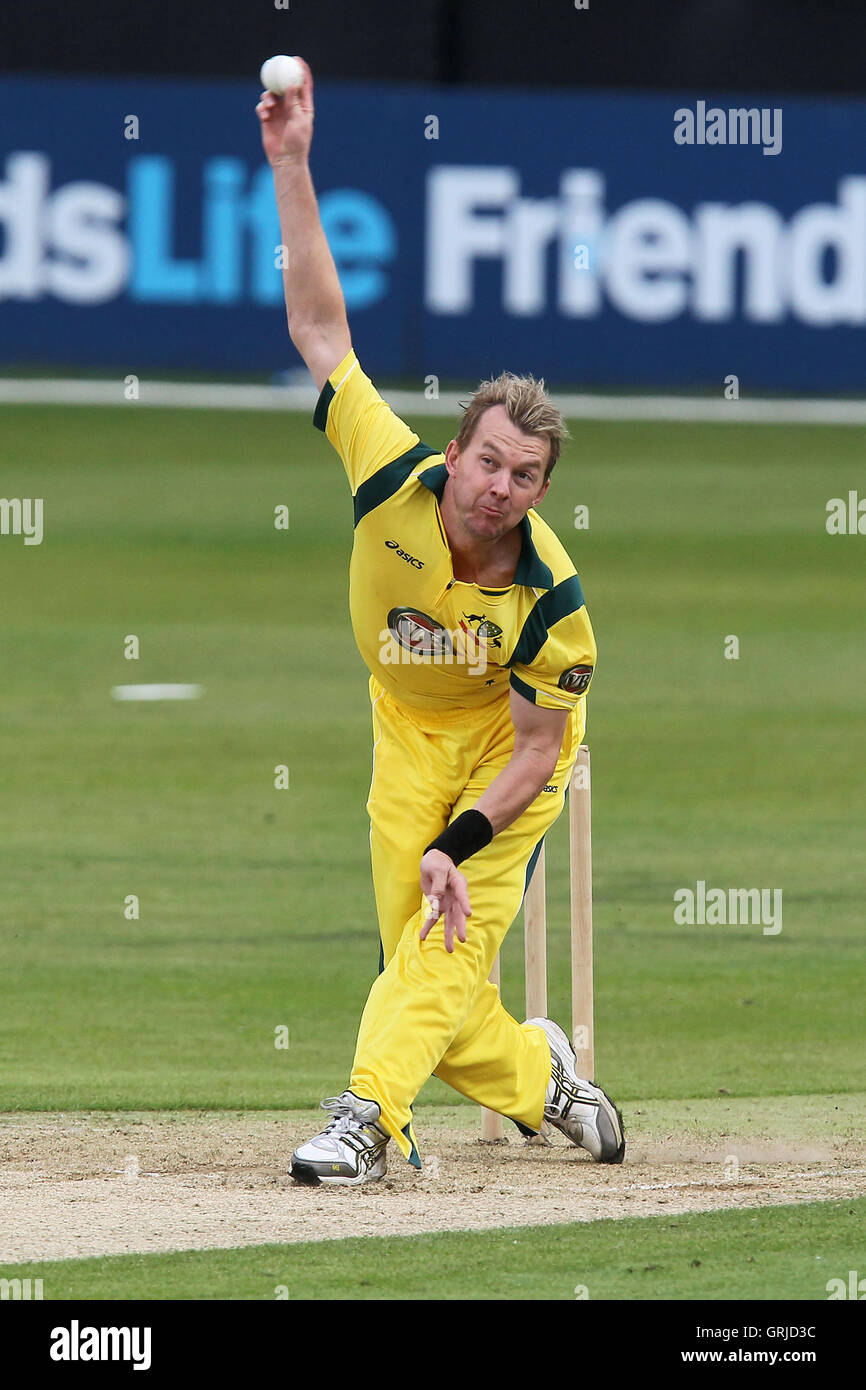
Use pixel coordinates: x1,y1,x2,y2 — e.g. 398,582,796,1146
313,348,597,713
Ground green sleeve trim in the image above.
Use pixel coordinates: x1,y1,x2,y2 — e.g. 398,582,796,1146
313,378,335,432
508,574,587,667
509,672,538,704
353,443,440,527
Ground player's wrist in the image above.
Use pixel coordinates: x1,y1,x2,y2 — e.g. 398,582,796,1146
423,810,493,867
271,152,309,172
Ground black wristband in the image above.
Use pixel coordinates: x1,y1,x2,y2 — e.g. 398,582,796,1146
424,809,493,867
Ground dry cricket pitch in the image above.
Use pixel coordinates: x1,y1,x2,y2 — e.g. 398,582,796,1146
2,1095,865,1264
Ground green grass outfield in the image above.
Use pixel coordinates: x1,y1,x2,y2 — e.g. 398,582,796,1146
0,405,863,1111
2,1198,862,1300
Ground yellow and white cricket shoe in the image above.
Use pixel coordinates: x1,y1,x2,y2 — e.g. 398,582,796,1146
527,1017,626,1164
290,1091,390,1186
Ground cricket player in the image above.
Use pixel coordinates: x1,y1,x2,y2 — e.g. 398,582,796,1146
257,60,624,1186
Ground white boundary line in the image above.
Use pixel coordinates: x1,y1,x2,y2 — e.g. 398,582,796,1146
631,1166,866,1194
110,684,203,701
2,377,866,425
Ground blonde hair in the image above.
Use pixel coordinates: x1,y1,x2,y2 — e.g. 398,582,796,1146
455,371,569,480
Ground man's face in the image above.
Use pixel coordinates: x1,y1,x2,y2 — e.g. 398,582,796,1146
444,405,551,540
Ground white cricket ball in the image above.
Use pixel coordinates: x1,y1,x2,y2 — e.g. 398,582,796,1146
259,55,304,96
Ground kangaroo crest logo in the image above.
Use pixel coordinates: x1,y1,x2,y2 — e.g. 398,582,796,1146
460,613,503,650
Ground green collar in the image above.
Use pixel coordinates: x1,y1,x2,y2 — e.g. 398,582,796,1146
417,461,553,590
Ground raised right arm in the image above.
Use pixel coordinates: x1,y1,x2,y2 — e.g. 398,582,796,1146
256,58,352,392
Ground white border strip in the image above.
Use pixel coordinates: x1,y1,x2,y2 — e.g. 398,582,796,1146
2,377,866,425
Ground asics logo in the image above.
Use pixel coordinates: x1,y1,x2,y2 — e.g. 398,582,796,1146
385,539,424,569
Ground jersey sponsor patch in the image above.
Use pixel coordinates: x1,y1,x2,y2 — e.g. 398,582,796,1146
387,607,453,657
558,663,593,695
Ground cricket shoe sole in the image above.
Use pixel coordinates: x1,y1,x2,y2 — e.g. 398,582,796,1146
527,1017,626,1164
290,1090,390,1187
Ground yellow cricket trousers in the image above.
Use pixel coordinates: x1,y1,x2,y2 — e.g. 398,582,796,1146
349,673,586,1165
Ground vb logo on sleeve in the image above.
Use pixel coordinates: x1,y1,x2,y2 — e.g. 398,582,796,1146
558,664,593,695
